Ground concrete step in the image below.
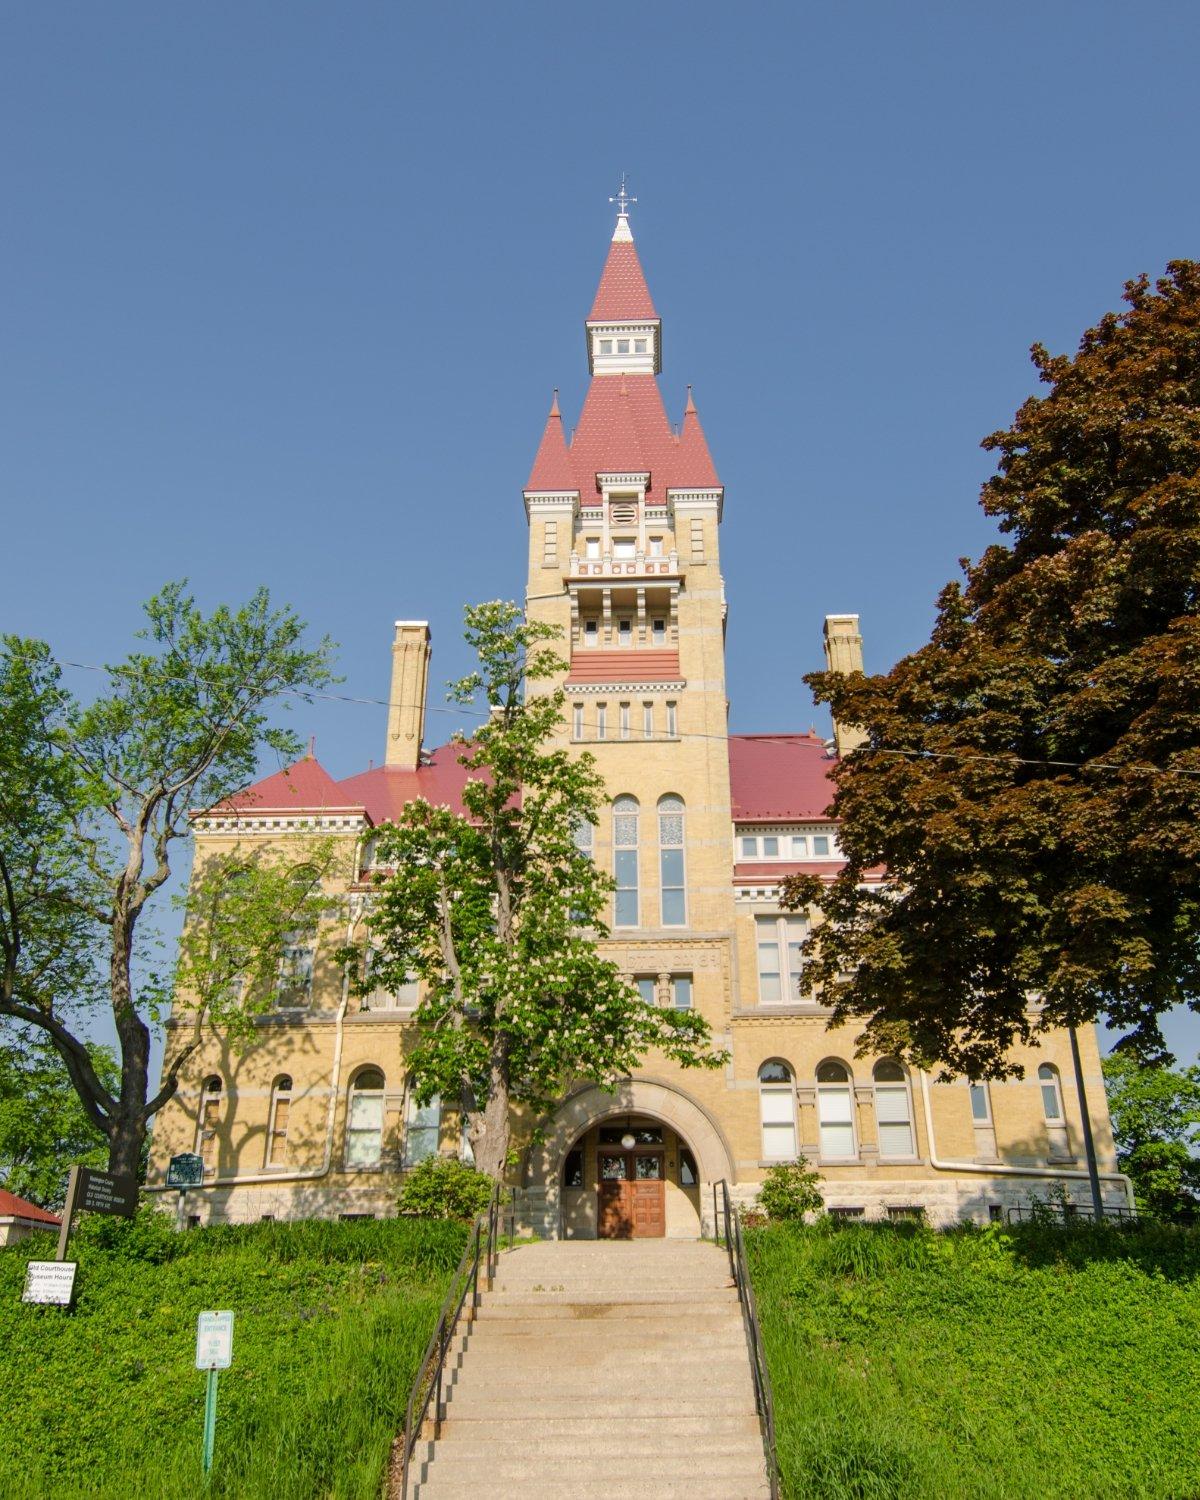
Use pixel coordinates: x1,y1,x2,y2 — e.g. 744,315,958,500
418,1414,763,1442
447,1347,750,1374
439,1392,758,1419
474,1299,736,1320
412,1481,770,1500
460,1321,746,1342
409,1453,768,1483
485,1287,738,1305
413,1434,765,1463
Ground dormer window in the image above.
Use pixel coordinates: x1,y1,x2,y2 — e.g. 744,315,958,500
634,338,648,354
599,339,613,354
617,338,630,354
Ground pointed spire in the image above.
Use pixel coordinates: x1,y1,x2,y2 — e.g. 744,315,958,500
676,387,720,487
526,391,578,492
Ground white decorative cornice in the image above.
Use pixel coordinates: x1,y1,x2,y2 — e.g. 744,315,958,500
564,679,686,696
196,812,369,835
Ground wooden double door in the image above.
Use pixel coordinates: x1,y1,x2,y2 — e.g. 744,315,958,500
597,1148,665,1238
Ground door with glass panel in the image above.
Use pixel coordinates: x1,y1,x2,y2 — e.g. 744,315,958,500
596,1147,665,1238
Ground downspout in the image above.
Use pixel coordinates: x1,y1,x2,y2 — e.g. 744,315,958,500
146,897,364,1195
917,1071,1135,1210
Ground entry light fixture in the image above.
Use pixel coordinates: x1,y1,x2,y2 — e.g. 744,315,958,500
620,1132,637,1150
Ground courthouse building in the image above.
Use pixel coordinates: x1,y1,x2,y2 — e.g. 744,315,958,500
148,204,1130,1233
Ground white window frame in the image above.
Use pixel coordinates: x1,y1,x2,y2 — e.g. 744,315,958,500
758,1061,797,1161
755,914,810,1004
596,702,607,739
619,701,631,739
405,1090,442,1165
642,701,654,739
346,1069,386,1169
666,700,677,737
872,1060,916,1160
670,974,693,1010
613,795,639,928
197,1076,222,1172
573,702,584,739
816,1061,857,1161
658,794,686,927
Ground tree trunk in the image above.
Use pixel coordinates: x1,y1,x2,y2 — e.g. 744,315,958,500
470,1052,511,1183
109,902,150,1182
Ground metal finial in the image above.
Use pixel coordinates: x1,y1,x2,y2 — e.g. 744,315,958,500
609,173,637,219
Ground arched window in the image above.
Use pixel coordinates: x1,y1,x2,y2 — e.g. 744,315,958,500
346,1068,386,1168
405,1090,442,1165
266,1075,292,1167
1038,1064,1063,1121
817,1060,856,1160
197,1076,222,1171
759,1060,797,1160
1039,1064,1071,1158
658,795,686,926
873,1060,914,1158
613,796,639,927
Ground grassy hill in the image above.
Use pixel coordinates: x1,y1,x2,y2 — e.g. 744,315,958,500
746,1219,1200,1500
0,1210,465,1499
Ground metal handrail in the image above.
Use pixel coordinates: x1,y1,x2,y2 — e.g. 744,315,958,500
399,1184,502,1500
715,1179,780,1500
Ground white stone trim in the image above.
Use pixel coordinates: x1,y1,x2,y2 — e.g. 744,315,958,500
196,813,368,834
565,679,686,695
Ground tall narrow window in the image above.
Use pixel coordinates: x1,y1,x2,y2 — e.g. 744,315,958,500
817,1061,856,1160
970,1082,991,1123
666,700,678,737
1039,1064,1070,1158
346,1068,386,1168
643,701,654,738
618,619,632,645
573,815,594,860
756,916,809,1002
652,618,666,645
759,1061,797,1160
613,795,639,927
670,975,693,1010
635,976,657,1007
756,917,782,1002
873,1060,914,1158
585,537,600,559
197,1076,222,1171
970,1080,998,1161
266,1075,293,1167
584,618,599,645
596,702,607,739
658,795,686,926
406,1091,442,1164
620,702,631,739
278,931,314,1008
573,702,584,739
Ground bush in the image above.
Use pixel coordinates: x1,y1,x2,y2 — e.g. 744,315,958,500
757,1157,823,1222
397,1156,495,1221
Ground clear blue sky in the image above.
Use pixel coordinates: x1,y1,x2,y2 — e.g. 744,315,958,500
4,3,1198,1062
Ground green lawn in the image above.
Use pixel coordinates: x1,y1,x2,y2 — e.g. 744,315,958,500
0,1210,466,1499
745,1219,1200,1500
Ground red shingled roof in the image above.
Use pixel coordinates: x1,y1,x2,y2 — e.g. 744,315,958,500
589,237,658,322
529,375,718,494
728,734,837,821
337,743,481,824
565,649,682,685
216,756,362,814
0,1190,60,1226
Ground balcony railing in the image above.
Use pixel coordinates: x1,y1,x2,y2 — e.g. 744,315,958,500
569,550,680,579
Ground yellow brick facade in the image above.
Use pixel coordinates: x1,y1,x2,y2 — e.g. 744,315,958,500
147,212,1128,1231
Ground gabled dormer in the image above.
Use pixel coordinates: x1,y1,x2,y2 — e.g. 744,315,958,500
585,211,662,376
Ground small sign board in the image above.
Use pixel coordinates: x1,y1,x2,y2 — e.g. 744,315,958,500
196,1310,234,1370
167,1153,205,1189
22,1260,77,1306
77,1167,138,1218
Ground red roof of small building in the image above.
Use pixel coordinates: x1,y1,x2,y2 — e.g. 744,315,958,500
565,649,682,685
728,734,838,821
588,237,658,322
0,1190,60,1226
337,743,482,824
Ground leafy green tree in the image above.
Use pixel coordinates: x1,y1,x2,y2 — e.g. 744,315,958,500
0,584,336,1179
0,1027,118,1209
1103,1051,1200,1220
784,263,1200,1079
353,602,725,1181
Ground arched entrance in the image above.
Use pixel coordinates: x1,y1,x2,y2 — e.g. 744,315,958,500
523,1078,735,1240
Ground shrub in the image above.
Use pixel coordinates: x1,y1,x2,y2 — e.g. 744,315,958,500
397,1157,495,1221
758,1157,823,1222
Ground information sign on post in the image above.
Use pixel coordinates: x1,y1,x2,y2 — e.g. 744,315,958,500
196,1311,233,1475
22,1261,78,1306
77,1167,138,1218
167,1153,205,1188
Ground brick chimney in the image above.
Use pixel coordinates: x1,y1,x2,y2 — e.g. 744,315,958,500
823,614,867,757
385,621,431,770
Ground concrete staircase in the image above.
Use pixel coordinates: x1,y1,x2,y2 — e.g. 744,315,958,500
402,1239,772,1499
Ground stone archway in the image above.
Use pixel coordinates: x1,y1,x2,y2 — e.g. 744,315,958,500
521,1076,736,1239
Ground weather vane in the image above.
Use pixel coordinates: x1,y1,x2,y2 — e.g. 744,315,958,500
609,173,636,218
